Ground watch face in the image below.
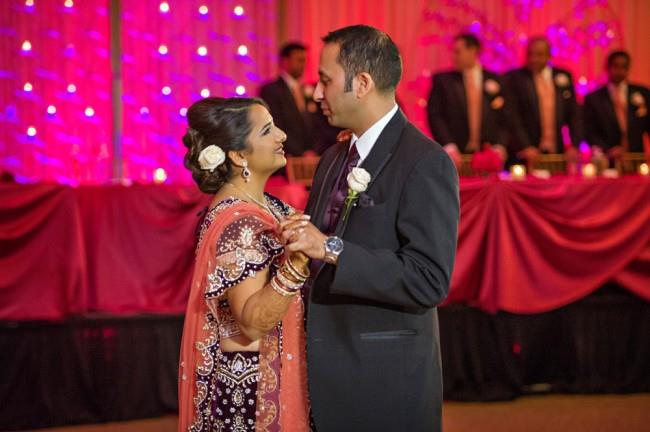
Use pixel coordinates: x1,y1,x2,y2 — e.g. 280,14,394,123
326,236,344,253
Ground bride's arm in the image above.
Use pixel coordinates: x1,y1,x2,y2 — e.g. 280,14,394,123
224,252,309,342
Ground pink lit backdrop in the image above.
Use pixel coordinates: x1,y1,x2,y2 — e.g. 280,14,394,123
120,0,277,184
0,0,112,184
1,0,649,184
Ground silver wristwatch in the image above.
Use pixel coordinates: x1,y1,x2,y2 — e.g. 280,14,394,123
323,236,344,264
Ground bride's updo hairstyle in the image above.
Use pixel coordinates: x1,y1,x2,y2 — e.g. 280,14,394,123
182,97,269,193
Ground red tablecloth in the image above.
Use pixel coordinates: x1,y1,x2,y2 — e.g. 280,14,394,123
1,176,648,320
447,176,650,313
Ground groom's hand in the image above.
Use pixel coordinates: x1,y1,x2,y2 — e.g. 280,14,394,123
279,214,327,260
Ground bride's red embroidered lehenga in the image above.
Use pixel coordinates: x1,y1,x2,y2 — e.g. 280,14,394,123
178,196,309,432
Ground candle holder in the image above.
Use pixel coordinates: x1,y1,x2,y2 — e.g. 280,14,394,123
639,163,649,176
510,164,526,180
581,163,596,179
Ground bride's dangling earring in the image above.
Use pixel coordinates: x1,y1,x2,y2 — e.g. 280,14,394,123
242,160,251,183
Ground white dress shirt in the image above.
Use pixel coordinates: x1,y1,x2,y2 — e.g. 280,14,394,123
463,63,483,88
607,81,628,105
351,104,399,166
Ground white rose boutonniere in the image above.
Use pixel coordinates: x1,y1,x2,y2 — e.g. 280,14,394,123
631,92,645,107
491,96,505,110
343,167,371,222
198,145,226,171
484,79,500,95
554,73,570,87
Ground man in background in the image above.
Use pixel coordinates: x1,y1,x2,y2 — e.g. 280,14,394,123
260,42,313,156
427,33,507,166
584,50,650,159
503,36,582,164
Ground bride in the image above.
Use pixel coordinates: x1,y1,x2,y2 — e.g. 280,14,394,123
178,97,311,431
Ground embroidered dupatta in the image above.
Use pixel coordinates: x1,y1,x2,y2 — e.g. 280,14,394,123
178,201,309,431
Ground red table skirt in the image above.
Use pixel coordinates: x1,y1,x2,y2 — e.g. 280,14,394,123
1,176,649,320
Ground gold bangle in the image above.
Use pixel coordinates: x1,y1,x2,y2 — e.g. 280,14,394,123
276,270,304,291
286,259,309,280
270,277,299,297
279,265,304,285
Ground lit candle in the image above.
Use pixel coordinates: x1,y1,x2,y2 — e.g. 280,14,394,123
510,164,526,180
153,168,167,183
639,163,649,176
581,163,596,178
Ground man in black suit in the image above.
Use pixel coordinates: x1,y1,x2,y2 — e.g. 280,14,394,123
503,36,582,163
584,50,650,159
259,42,313,156
280,25,459,431
427,33,507,164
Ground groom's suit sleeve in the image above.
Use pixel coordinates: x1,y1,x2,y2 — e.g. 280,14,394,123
330,148,460,310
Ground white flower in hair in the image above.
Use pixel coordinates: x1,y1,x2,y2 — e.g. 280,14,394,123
198,145,226,171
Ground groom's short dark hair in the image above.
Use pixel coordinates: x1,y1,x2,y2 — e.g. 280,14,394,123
322,25,402,93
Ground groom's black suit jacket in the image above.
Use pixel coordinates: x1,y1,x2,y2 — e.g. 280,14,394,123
305,110,460,432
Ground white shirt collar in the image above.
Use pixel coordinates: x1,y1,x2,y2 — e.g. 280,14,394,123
608,81,628,100
351,104,399,165
463,63,483,87
540,66,552,82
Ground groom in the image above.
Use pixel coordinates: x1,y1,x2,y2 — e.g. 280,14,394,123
281,25,459,431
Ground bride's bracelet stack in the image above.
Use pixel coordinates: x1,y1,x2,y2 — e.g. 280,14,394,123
270,259,310,297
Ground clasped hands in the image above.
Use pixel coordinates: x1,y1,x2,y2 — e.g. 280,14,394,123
277,213,328,261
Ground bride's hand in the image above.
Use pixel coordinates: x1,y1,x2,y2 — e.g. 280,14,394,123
280,214,328,260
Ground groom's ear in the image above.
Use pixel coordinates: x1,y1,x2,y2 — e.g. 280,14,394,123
354,72,374,99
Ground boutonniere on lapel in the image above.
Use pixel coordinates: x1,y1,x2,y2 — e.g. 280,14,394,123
554,73,570,87
631,92,647,117
490,96,504,109
342,167,371,222
484,79,500,95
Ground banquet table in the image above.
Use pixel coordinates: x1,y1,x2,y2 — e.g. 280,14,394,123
1,175,649,321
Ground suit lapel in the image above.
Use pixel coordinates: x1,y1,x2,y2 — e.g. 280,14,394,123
480,73,491,131
453,72,468,122
524,69,541,128
333,110,407,237
626,86,636,128
601,88,621,134
552,69,564,124
277,77,301,116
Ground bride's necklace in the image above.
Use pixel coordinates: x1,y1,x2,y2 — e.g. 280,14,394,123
226,182,280,221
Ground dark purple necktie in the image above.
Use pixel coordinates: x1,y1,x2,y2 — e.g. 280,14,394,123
322,142,360,235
